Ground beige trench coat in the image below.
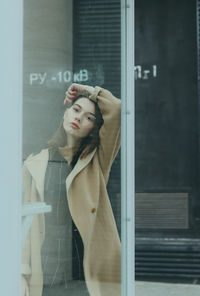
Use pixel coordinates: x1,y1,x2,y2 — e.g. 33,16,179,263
22,87,121,296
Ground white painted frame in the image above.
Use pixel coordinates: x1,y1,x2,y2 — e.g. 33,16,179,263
121,0,135,295
0,0,23,295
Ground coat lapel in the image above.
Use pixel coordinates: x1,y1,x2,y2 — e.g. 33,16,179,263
66,148,96,196
25,149,49,201
25,148,96,200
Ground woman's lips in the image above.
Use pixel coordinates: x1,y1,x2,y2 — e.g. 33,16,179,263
71,122,80,129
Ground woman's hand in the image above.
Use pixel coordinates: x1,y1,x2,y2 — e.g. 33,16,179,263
64,83,86,105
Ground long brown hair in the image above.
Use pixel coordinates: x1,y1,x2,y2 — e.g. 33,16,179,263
48,94,103,167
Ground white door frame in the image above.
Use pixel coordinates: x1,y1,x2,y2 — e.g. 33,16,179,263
0,0,23,295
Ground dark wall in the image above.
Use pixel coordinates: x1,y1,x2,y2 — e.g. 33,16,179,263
135,0,198,195
73,0,121,97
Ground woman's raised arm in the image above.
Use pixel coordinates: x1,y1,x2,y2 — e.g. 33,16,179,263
89,86,121,182
64,84,121,181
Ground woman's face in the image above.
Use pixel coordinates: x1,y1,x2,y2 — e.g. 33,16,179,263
63,97,96,139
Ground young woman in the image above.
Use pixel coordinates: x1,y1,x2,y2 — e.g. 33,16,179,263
22,83,121,296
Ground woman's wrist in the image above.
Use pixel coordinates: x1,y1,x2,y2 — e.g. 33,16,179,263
84,85,95,95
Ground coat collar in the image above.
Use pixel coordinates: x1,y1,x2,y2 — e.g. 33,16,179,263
25,148,96,200
24,149,49,200
66,148,96,196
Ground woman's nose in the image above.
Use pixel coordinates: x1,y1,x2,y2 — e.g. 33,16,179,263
75,114,81,122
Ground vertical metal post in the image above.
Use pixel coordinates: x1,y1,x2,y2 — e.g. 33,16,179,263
196,0,200,207
121,0,135,295
0,0,23,295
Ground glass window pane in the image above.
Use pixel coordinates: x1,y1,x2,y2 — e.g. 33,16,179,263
22,1,125,295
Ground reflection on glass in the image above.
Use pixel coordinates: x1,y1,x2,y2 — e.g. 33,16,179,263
21,1,121,295
22,84,121,296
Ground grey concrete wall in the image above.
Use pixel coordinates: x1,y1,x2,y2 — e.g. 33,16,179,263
23,0,73,158
23,0,73,281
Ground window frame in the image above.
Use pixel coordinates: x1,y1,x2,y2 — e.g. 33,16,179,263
121,0,135,295
0,0,23,295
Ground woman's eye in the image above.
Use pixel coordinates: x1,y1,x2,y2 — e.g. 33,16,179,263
73,107,79,112
87,115,95,122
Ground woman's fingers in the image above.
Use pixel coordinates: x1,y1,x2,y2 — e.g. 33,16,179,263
64,90,76,105
65,91,75,99
64,83,86,105
67,83,85,96
68,90,77,97
70,83,84,93
64,98,71,105
64,94,72,105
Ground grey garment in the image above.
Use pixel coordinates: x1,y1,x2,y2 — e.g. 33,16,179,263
42,281,90,296
41,148,89,295
41,149,72,287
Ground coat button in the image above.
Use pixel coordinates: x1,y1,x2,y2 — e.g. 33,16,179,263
91,208,96,213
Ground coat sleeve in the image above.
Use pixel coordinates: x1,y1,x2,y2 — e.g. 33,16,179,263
21,275,30,296
21,155,45,296
21,157,44,296
86,86,121,181
21,164,32,295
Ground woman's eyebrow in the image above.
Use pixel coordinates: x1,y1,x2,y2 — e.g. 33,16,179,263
74,103,82,109
88,112,96,117
74,103,95,117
